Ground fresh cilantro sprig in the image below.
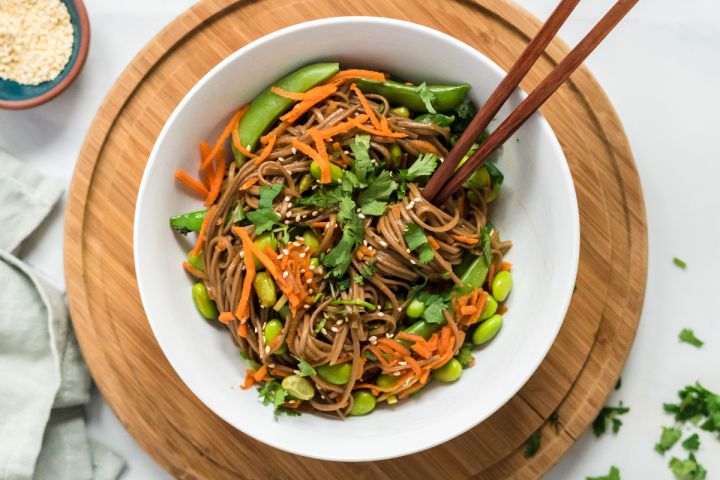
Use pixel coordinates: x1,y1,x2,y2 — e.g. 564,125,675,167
322,198,364,277
398,152,439,182
663,382,720,432
348,134,374,184
414,291,450,325
679,328,704,348
357,170,397,215
258,380,300,419
247,184,284,234
403,223,434,264
415,82,437,114
456,342,474,368
294,357,316,377
592,402,630,437
673,257,687,269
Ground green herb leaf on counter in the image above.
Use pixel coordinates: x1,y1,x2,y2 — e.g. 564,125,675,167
682,433,700,451
679,328,704,348
669,453,706,480
586,466,621,480
593,402,630,437
655,426,682,454
416,82,437,113
663,383,720,433
524,430,541,458
615,377,622,390
549,411,560,433
673,257,687,269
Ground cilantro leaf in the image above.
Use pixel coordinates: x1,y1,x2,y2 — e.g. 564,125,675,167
673,257,687,269
524,430,541,458
257,380,296,419
231,202,245,223
416,82,437,114
259,183,284,209
682,433,700,451
669,453,706,480
416,291,450,324
616,377,622,390
403,223,434,264
456,342,474,368
349,134,374,183
586,466,621,480
322,214,364,277
338,197,357,223
679,328,704,348
400,152,439,182
247,208,281,234
360,200,387,216
295,358,316,377
663,383,720,432
298,185,343,209
549,411,560,433
592,403,630,437
357,170,397,206
314,318,327,335
480,226,492,265
655,426,682,454
451,98,477,134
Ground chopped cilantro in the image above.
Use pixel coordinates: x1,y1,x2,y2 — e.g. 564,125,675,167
399,152,439,182
549,411,560,433
403,223,434,264
231,202,245,223
663,383,720,432
456,342,474,368
357,170,397,207
485,162,504,186
615,377,622,390
259,183,284,208
337,197,356,222
669,453,706,480
679,329,703,348
294,358,316,377
451,98,476,134
682,433,700,451
592,402,629,437
247,185,283,234
480,226,492,265
349,134,374,183
257,380,298,419
655,426,682,454
524,430,541,458
673,257,687,269
416,291,450,324
322,215,363,277
415,82,437,114
586,466,621,480
360,200,387,216
297,185,344,209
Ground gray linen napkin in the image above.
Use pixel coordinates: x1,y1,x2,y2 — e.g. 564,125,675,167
0,151,126,480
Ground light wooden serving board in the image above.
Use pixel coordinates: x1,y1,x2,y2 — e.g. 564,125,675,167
64,0,647,478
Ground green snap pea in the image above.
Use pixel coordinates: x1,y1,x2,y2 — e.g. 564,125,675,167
233,63,340,164
349,390,376,416
376,374,398,388
415,113,455,127
248,233,278,270
282,375,314,400
406,298,426,319
309,160,344,183
486,183,501,203
297,173,315,194
492,271,513,302
253,272,277,308
433,358,462,382
303,230,320,252
390,106,410,118
389,143,402,169
316,362,352,385
472,314,503,345
264,318,287,355
480,295,498,320
356,78,470,113
467,166,491,189
401,320,441,341
191,282,218,320
170,209,206,234
453,255,489,296
187,251,204,271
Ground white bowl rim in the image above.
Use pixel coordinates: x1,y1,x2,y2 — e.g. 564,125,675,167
134,16,580,462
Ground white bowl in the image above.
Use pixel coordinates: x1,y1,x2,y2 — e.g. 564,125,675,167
134,17,579,462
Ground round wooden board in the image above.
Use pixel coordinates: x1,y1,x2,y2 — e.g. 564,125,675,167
64,0,647,478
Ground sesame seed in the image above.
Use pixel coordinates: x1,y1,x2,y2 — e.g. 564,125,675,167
306,278,312,284
287,202,293,208
295,215,301,222
379,240,388,247
283,271,289,278
406,248,411,253
368,336,377,342
292,241,301,247
278,157,285,161
299,253,306,258
398,361,407,366
308,288,314,294
410,260,416,265
321,328,328,335
367,246,374,251
253,327,258,333
386,332,393,338
363,240,368,246
405,201,415,210
378,312,385,317
283,196,290,202
358,213,366,219
291,147,297,154
331,326,339,333
282,249,289,255
393,371,401,376
336,320,343,325
311,210,318,216
284,220,290,224
309,265,316,271
265,346,270,353
343,150,349,154
239,251,245,258
286,211,294,218
300,268,306,273
269,363,275,368
397,307,402,312
246,145,251,151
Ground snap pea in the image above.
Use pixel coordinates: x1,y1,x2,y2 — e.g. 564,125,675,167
390,106,410,118
356,78,470,113
492,271,513,302
376,373,398,388
264,318,287,355
389,143,402,169
233,63,340,164
453,254,489,296
467,166,491,190
405,298,426,319
170,209,206,234
316,362,352,385
472,314,503,345
191,282,218,320
303,230,320,252
480,294,498,320
433,358,462,382
415,113,455,127
187,251,204,271
297,173,314,194
248,233,278,270
282,375,314,400
486,183,501,202
253,272,277,308
349,390,376,416
309,160,344,183
401,320,441,342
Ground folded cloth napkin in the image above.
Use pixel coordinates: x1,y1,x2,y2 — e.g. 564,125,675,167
0,151,126,480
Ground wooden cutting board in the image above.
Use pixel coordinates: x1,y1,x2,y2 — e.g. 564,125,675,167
64,0,647,478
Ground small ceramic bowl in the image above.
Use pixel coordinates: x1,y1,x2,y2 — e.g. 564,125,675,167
135,17,580,462
0,0,90,110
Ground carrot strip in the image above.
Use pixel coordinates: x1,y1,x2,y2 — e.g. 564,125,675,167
270,368,291,378
406,139,440,155
232,227,283,284
377,338,410,357
501,261,513,271
308,129,331,184
411,343,434,359
253,365,268,382
460,305,477,316
398,382,424,399
317,114,369,139
292,139,331,184
396,332,426,344
239,177,258,190
452,234,480,245
235,234,256,320
241,370,255,389
355,122,408,138
326,69,386,83
201,106,247,169
182,261,205,278
218,311,235,324
199,141,212,189
310,221,328,228
253,133,276,165
465,291,489,326
261,121,288,144
404,356,422,377
237,322,248,338
232,126,255,158
350,83,382,130
426,235,440,250
271,84,336,101
204,152,226,206
175,169,210,197
279,85,338,124
189,205,217,257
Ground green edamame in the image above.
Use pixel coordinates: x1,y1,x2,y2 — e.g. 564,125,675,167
349,390,376,416
316,362,352,385
467,166,491,189
297,173,315,194
282,375,314,400
472,314,503,345
480,295,498,320
433,358,462,382
191,282,218,320
356,78,470,113
486,183,501,203
390,106,410,118
309,257,320,268
389,143,402,169
253,272,277,308
264,319,287,355
491,271,513,302
415,113,455,127
376,374,397,388
303,230,320,252
170,209,206,234
248,233,278,270
187,251,204,271
233,63,340,164
310,161,344,183
406,298,426,319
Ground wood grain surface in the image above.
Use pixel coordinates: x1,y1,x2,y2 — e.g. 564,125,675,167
63,0,647,478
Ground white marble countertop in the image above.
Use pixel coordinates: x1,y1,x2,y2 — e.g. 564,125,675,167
1,0,718,478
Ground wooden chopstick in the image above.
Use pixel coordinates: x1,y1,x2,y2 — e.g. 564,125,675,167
428,0,639,205
422,0,580,202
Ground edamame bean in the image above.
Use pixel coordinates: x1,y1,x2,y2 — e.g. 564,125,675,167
406,298,426,319
297,173,314,194
249,233,278,270
187,251,204,271
433,358,462,382
376,374,398,388
264,319,287,355
316,362,352,385
253,272,277,308
309,257,320,268
491,271,513,302
349,390,376,416
310,161,344,183
389,143,402,169
480,295,498,320
191,282,218,320
390,106,410,118
467,166,491,189
472,314,503,345
282,375,314,400
414,113,455,127
303,230,320,252
486,183,501,202
356,79,470,113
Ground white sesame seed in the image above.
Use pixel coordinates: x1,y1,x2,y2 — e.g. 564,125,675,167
311,210,318,216
286,211,294,218
321,328,328,335
343,150,350,154
397,307,402,312
299,253,306,258
378,312,385,317
379,240,388,247
410,260,416,265
300,268,306,273
239,251,245,258
306,278,312,284
308,288,314,294
336,319,343,325
414,196,423,203
386,332,393,338
363,240,368,246
393,371,401,376
284,220,290,224
291,147,297,154
282,249,289,255
253,327,258,333
287,202,293,208
309,265,316,271
358,213,366,219
367,246,374,251
279,157,285,162
269,363,275,368
265,346,270,353
331,326,339,333
246,145,252,151
405,201,415,210
283,271,289,278
398,361,407,366
295,215,301,222
276,254,283,260
368,335,377,342
283,196,290,202
406,248,411,253
292,241,301,247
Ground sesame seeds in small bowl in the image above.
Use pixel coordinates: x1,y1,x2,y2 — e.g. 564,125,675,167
0,0,90,110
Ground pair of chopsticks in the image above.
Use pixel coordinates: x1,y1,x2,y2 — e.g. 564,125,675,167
423,0,639,205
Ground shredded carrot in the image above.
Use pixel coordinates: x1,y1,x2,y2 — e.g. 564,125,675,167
280,85,338,124
465,291,489,326
253,365,268,382
308,128,332,183
460,305,477,316
318,114,369,139
240,369,255,389
310,221,328,228
218,312,235,324
237,321,248,338
377,338,410,357
199,141,212,189
406,139,440,155
232,227,283,285
427,235,440,250
411,343,434,359
502,261,513,271
404,356,423,377
270,368,291,378
204,152,226,206
234,233,256,321
182,261,205,278
355,122,408,138
232,125,255,158
261,121,288,144
398,382,425,399
253,133,276,165
292,139,332,184
201,106,247,169
271,84,336,101
239,177,258,190
350,83,382,130
174,169,210,197
452,234,480,245
189,205,217,257
326,69,386,84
